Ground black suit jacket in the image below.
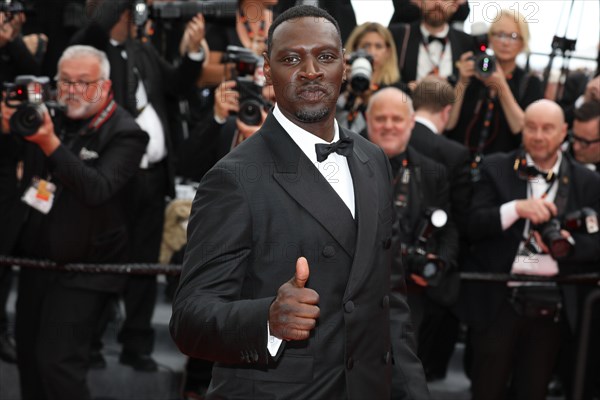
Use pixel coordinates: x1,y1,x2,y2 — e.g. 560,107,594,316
462,150,600,329
388,21,472,86
410,121,471,234
170,112,429,399
71,22,203,196
14,106,148,292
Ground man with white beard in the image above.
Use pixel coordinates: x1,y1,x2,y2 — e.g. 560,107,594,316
0,45,148,400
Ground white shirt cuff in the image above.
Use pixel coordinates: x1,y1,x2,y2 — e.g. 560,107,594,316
266,322,283,357
214,114,227,125
500,200,519,230
187,49,205,62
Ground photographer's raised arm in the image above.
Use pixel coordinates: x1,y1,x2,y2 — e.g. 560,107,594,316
482,64,524,134
446,51,473,131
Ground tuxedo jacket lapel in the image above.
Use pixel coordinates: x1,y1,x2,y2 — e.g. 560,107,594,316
261,115,357,257
404,22,422,82
342,129,379,300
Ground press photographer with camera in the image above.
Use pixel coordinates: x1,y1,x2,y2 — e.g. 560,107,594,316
365,87,458,394
336,22,401,134
446,9,543,181
461,99,600,400
71,0,207,371
178,77,269,181
0,45,148,400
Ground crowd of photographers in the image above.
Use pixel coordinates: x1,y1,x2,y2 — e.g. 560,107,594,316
0,0,599,399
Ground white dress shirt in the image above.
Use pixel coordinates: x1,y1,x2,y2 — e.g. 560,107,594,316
417,24,453,81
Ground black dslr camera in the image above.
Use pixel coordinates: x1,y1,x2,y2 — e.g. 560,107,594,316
534,208,599,260
222,45,270,126
132,0,237,27
401,208,448,286
2,76,65,137
0,0,24,22
470,22,496,79
347,49,373,94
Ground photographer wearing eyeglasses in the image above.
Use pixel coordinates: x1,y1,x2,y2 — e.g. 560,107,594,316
446,9,543,182
1,45,148,400
569,100,600,171
461,99,600,400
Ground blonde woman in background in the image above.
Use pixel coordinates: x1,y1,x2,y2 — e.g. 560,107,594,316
337,22,401,134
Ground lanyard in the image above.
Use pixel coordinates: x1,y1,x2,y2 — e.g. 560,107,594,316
421,37,448,76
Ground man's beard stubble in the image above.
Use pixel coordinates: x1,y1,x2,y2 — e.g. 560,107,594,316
295,107,330,123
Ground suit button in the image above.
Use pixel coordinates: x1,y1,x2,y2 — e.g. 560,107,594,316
346,357,354,370
344,301,355,313
381,295,389,309
382,237,391,249
322,245,336,258
383,351,391,365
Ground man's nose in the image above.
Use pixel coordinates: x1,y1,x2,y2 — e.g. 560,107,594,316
300,57,324,80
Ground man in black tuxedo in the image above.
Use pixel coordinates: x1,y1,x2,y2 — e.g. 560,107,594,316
2,45,148,400
171,5,429,399
389,0,470,26
365,87,459,386
408,76,470,380
72,0,206,370
388,0,472,91
462,100,600,400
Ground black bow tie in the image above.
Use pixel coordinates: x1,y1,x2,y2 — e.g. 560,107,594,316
315,137,354,162
428,35,446,45
522,165,556,183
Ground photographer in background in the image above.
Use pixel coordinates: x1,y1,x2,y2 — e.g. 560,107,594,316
365,87,458,395
178,79,269,181
446,9,542,177
0,5,42,365
1,45,148,400
461,100,600,400
71,0,206,371
336,22,400,134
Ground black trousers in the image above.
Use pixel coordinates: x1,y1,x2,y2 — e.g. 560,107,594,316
15,269,113,400
407,286,460,379
0,266,12,332
469,299,562,400
118,163,167,355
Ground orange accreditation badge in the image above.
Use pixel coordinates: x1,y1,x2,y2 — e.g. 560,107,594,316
21,177,56,214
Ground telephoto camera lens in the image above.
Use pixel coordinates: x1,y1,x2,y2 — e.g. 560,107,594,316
539,218,573,259
9,104,45,137
238,99,262,126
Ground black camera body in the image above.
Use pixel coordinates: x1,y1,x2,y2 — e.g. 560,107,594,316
2,75,64,137
470,23,496,79
222,45,270,126
0,0,24,22
402,208,448,286
132,0,237,27
535,207,599,259
347,49,373,93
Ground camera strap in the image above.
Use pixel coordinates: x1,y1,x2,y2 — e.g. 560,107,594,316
83,95,117,136
466,92,499,182
421,36,448,76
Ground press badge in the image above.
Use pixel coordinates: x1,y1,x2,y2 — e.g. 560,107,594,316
22,177,56,214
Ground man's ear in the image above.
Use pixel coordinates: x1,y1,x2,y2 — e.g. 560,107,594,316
263,52,272,86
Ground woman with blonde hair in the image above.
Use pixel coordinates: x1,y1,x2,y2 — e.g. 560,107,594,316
446,9,542,167
337,22,402,133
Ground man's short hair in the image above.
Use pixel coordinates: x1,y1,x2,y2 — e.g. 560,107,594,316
267,5,341,57
412,76,455,113
58,45,111,80
574,100,600,123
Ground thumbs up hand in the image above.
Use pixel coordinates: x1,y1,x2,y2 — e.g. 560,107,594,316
268,257,320,341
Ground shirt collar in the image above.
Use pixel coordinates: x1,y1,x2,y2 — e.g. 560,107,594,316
272,103,340,164
415,116,439,134
526,151,562,176
420,24,450,41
